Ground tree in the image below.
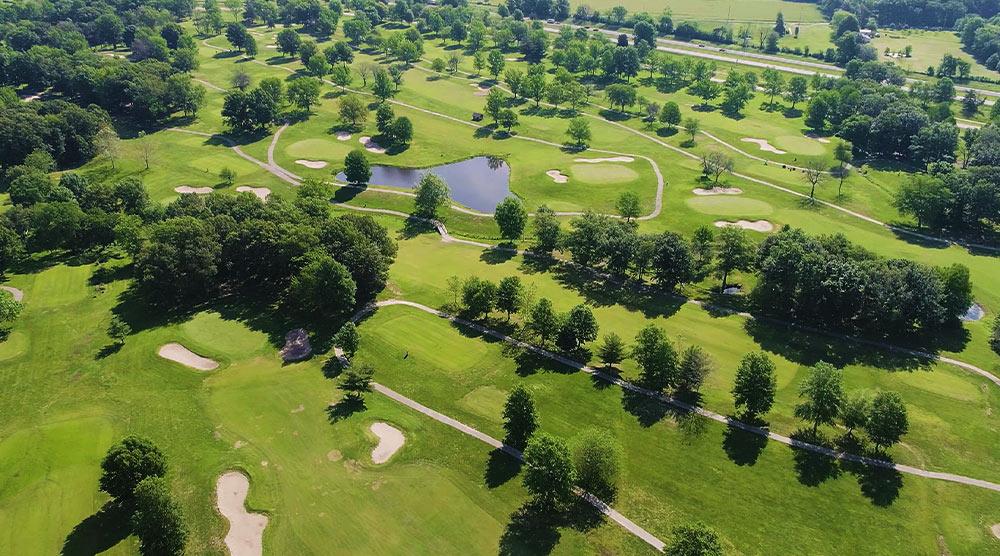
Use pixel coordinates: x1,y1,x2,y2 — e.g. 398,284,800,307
597,333,626,369
785,76,809,110
605,83,637,113
497,109,519,133
761,68,785,109
667,523,723,556
632,325,677,391
652,232,693,290
528,297,560,345
488,49,505,79
485,88,506,122
802,158,828,202
132,477,188,556
833,142,853,196
502,385,538,449
522,433,575,508
330,64,352,87
715,226,753,291
989,317,1000,356
473,51,485,76
390,117,412,148
0,225,24,276
732,352,777,419
334,321,360,359
338,362,374,401
701,151,734,184
343,149,371,185
108,315,131,345
287,254,357,318
461,277,496,319
566,118,591,148
0,291,23,324
689,79,721,109
557,304,598,352
338,94,368,129
841,392,870,434
276,28,301,56
572,429,622,501
413,174,450,218
676,345,713,393
99,436,167,500
864,391,908,450
95,125,121,170
659,101,681,129
894,174,953,229
774,12,787,35
794,362,844,432
372,69,395,101
690,225,715,276
615,192,641,222
495,197,528,242
682,117,700,144
496,275,524,320
287,77,321,113
533,205,561,253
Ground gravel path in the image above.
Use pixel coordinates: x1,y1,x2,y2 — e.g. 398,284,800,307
350,300,1000,494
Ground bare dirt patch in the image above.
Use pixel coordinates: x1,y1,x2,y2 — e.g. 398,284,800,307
370,422,404,464
714,220,775,232
327,449,343,462
217,471,268,556
1,286,24,302
236,186,270,200
294,159,327,169
359,136,386,154
157,343,219,371
692,187,743,196
280,328,311,362
174,186,214,195
573,156,635,163
741,138,787,154
546,169,568,183
335,131,352,140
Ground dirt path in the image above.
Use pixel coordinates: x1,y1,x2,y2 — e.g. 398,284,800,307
350,300,1000,494
332,347,666,552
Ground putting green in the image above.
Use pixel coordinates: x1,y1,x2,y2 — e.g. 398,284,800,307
773,135,827,156
457,385,508,420
569,163,639,184
685,195,774,216
286,138,341,160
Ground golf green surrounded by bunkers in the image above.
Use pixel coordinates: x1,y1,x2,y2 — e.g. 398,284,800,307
1,12,999,556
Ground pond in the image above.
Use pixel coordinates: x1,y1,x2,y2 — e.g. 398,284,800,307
336,156,511,213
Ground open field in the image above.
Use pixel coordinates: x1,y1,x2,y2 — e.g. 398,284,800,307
872,30,999,80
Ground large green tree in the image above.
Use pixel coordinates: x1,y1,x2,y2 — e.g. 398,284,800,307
132,477,188,556
502,385,538,449
99,436,167,500
732,352,777,419
522,433,575,508
794,362,844,432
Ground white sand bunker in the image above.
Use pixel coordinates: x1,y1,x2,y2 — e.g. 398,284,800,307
335,131,352,140
546,169,568,183
370,422,404,464
280,328,311,362
573,156,635,163
158,343,219,371
805,132,831,144
217,472,268,556
295,159,327,169
175,186,214,195
692,187,743,196
961,303,985,322
359,136,386,154
236,186,270,200
715,220,775,232
741,138,786,154
1,286,24,302
992,524,1000,540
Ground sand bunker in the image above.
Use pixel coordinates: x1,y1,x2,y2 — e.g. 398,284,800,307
546,169,568,183
805,132,831,144
573,156,635,163
216,472,268,556
280,328,311,362
723,286,741,295
715,220,775,233
359,136,386,154
235,186,270,200
741,138,786,154
1,286,24,302
370,422,404,464
961,303,985,322
158,343,219,371
692,187,743,196
175,186,214,195
294,159,327,169
992,524,1000,540
335,131,352,140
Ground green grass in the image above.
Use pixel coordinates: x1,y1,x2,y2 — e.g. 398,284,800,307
871,30,999,79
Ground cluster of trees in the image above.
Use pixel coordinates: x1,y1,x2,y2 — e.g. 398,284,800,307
505,0,571,22
894,157,1000,241
754,227,973,335
98,436,187,555
0,97,111,177
222,71,325,132
820,0,997,29
955,15,1000,71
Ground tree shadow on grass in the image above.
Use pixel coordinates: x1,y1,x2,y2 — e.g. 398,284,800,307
326,396,366,423
95,343,123,360
61,500,132,556
721,418,769,466
789,428,842,486
621,388,670,427
837,440,903,507
480,247,518,265
484,448,522,488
